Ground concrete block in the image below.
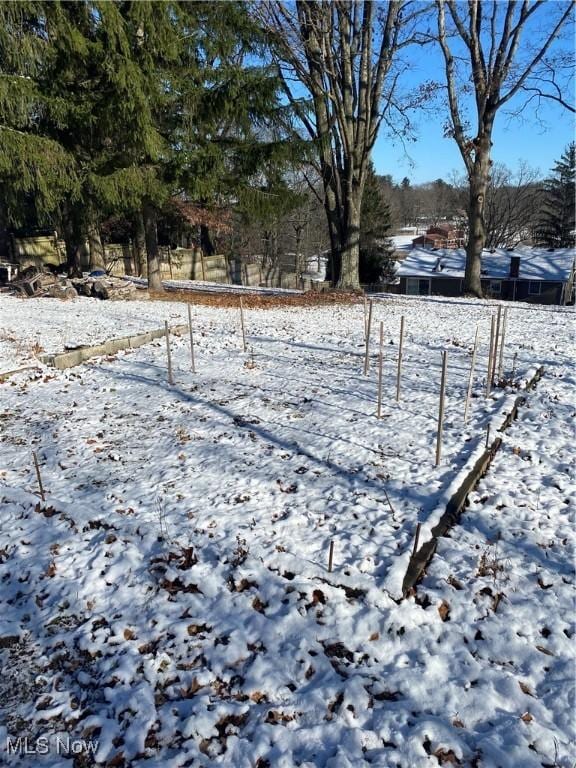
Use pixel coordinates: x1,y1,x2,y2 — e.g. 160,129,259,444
42,323,185,370
129,332,153,348
53,350,85,369
82,344,107,360
105,338,130,354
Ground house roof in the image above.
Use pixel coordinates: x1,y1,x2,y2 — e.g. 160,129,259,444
397,246,576,282
428,224,458,233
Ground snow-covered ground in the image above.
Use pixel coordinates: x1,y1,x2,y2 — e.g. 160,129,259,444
125,277,305,296
0,293,574,767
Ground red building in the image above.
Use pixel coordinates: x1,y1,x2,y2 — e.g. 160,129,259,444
412,224,465,250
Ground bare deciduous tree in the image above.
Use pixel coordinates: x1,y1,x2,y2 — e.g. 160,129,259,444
257,1,426,290
436,0,574,296
484,162,543,248
451,162,544,247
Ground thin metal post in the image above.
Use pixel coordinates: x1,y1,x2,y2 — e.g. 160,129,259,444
328,540,335,573
491,306,502,385
497,307,508,380
33,451,45,502
395,316,405,402
486,315,495,398
187,304,196,374
239,297,247,352
377,321,384,418
435,350,448,466
412,522,421,557
464,324,479,424
165,321,174,385
363,300,373,375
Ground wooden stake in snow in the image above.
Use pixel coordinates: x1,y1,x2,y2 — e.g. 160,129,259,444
411,522,421,558
32,451,45,502
363,299,373,375
395,315,405,402
239,297,247,353
486,315,495,398
363,296,368,342
187,304,196,374
464,325,479,424
511,351,518,379
435,350,448,467
165,321,174,385
376,321,384,418
328,540,335,573
497,307,508,380
382,487,396,517
491,306,502,385
485,424,491,448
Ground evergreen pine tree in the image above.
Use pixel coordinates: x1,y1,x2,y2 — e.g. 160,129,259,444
537,144,575,248
0,1,307,286
166,2,307,256
0,1,176,279
359,162,394,284
0,2,80,226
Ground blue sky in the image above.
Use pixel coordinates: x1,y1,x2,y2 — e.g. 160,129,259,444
370,3,575,185
372,102,574,185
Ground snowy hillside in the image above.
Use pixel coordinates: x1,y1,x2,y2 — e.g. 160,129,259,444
0,293,574,767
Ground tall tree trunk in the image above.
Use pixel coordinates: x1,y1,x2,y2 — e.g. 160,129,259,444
62,206,84,277
88,216,106,271
132,211,146,277
143,200,163,291
464,135,492,298
322,182,342,285
294,225,303,278
336,179,363,291
465,179,486,297
0,199,10,260
200,224,215,256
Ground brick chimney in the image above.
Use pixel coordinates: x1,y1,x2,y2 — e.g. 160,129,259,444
509,255,520,278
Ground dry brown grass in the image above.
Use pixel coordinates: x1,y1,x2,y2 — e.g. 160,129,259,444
141,287,362,310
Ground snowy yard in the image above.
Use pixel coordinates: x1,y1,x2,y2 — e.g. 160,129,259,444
0,293,574,767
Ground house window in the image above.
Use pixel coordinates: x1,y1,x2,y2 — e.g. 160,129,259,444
528,281,541,295
489,280,502,295
406,277,430,296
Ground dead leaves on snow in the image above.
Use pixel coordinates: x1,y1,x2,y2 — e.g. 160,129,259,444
187,623,212,637
199,712,249,756
438,600,451,621
423,738,462,765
